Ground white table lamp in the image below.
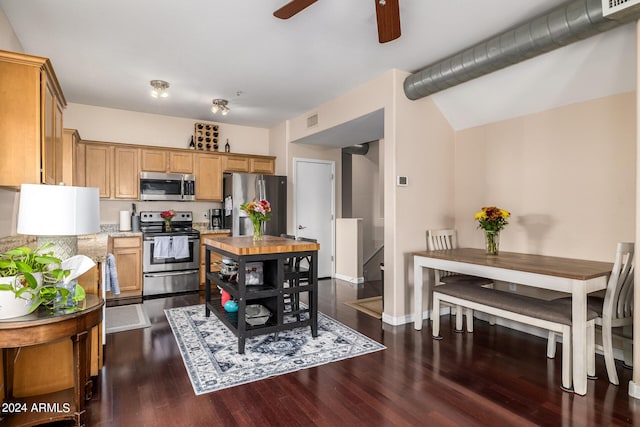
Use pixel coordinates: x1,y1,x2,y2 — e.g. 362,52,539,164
17,184,100,259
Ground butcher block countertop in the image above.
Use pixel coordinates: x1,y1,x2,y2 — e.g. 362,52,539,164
203,235,319,256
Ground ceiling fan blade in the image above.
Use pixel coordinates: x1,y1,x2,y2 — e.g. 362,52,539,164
274,0,318,19
375,0,401,43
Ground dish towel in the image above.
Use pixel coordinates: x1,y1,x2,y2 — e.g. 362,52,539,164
104,253,120,295
171,236,190,259
154,236,172,259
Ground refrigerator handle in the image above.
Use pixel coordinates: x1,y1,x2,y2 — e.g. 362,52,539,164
257,176,266,200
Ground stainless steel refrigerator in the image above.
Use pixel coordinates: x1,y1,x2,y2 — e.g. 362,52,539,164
223,173,287,237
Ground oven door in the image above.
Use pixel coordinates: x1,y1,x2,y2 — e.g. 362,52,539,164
143,235,200,273
143,270,199,296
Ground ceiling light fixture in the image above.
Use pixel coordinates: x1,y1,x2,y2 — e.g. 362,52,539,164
150,80,170,98
211,99,230,116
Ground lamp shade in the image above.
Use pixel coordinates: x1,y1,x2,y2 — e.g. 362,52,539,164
17,184,100,236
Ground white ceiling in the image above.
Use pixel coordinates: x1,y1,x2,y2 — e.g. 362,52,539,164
0,0,636,131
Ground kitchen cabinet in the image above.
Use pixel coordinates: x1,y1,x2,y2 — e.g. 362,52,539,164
199,232,230,290
107,236,142,299
74,139,86,187
75,137,274,200
83,143,112,198
249,157,275,174
63,128,81,186
79,142,139,200
169,151,194,173
140,148,166,172
222,155,249,172
195,153,223,201
141,149,193,174
222,155,275,174
114,146,139,199
0,50,66,187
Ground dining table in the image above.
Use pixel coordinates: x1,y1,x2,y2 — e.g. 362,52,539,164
413,248,613,395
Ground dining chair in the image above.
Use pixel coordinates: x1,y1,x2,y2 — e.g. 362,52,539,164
547,242,634,385
427,229,493,286
427,229,494,331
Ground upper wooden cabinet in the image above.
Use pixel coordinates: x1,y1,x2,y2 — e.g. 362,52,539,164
222,155,249,173
250,157,275,174
195,153,222,201
222,155,275,174
0,50,66,187
76,139,273,200
114,146,139,199
141,149,193,174
140,148,166,172
63,128,81,186
78,142,140,200
169,152,193,174
82,143,112,198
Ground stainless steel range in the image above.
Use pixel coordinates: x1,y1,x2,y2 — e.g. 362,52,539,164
140,211,200,297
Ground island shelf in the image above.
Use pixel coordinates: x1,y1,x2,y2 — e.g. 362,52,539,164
203,235,320,353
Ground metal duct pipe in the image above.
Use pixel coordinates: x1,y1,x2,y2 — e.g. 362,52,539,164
404,0,640,100
342,143,370,156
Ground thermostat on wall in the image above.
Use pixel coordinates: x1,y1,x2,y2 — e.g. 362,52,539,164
397,176,408,186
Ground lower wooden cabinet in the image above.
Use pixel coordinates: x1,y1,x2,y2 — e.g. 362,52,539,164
107,236,142,299
199,233,230,290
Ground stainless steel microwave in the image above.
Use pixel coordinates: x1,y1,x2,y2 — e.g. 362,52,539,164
139,172,196,201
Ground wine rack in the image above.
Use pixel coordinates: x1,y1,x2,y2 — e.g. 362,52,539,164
194,122,220,151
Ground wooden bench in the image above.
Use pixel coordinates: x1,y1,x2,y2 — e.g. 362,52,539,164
432,283,598,391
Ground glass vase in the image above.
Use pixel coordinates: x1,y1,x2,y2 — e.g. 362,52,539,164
252,219,263,241
163,220,172,232
485,230,500,255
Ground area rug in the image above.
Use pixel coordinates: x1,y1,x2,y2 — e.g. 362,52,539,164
344,296,383,319
106,304,152,334
165,304,385,395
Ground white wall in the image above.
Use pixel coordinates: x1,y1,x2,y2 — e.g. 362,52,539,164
65,103,269,154
351,140,383,259
454,93,636,262
0,7,21,52
278,69,455,323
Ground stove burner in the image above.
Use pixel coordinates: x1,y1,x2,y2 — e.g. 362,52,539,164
139,210,199,236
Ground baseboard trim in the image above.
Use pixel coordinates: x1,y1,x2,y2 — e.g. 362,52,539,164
334,273,364,284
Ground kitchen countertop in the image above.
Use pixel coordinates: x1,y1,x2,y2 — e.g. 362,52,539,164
0,226,231,264
204,235,319,256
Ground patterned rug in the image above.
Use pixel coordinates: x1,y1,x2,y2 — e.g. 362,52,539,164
165,304,385,395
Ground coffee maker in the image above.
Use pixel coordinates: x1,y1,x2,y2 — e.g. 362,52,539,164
209,208,223,230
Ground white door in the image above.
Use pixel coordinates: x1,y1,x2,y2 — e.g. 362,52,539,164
294,158,335,278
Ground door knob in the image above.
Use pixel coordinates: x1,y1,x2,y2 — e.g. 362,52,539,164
298,225,306,230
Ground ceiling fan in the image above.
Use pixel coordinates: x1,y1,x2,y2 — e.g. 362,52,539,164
273,0,401,44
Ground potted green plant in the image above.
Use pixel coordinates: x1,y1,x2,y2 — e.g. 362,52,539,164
0,243,86,319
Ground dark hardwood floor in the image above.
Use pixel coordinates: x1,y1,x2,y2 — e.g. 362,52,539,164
86,279,638,426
